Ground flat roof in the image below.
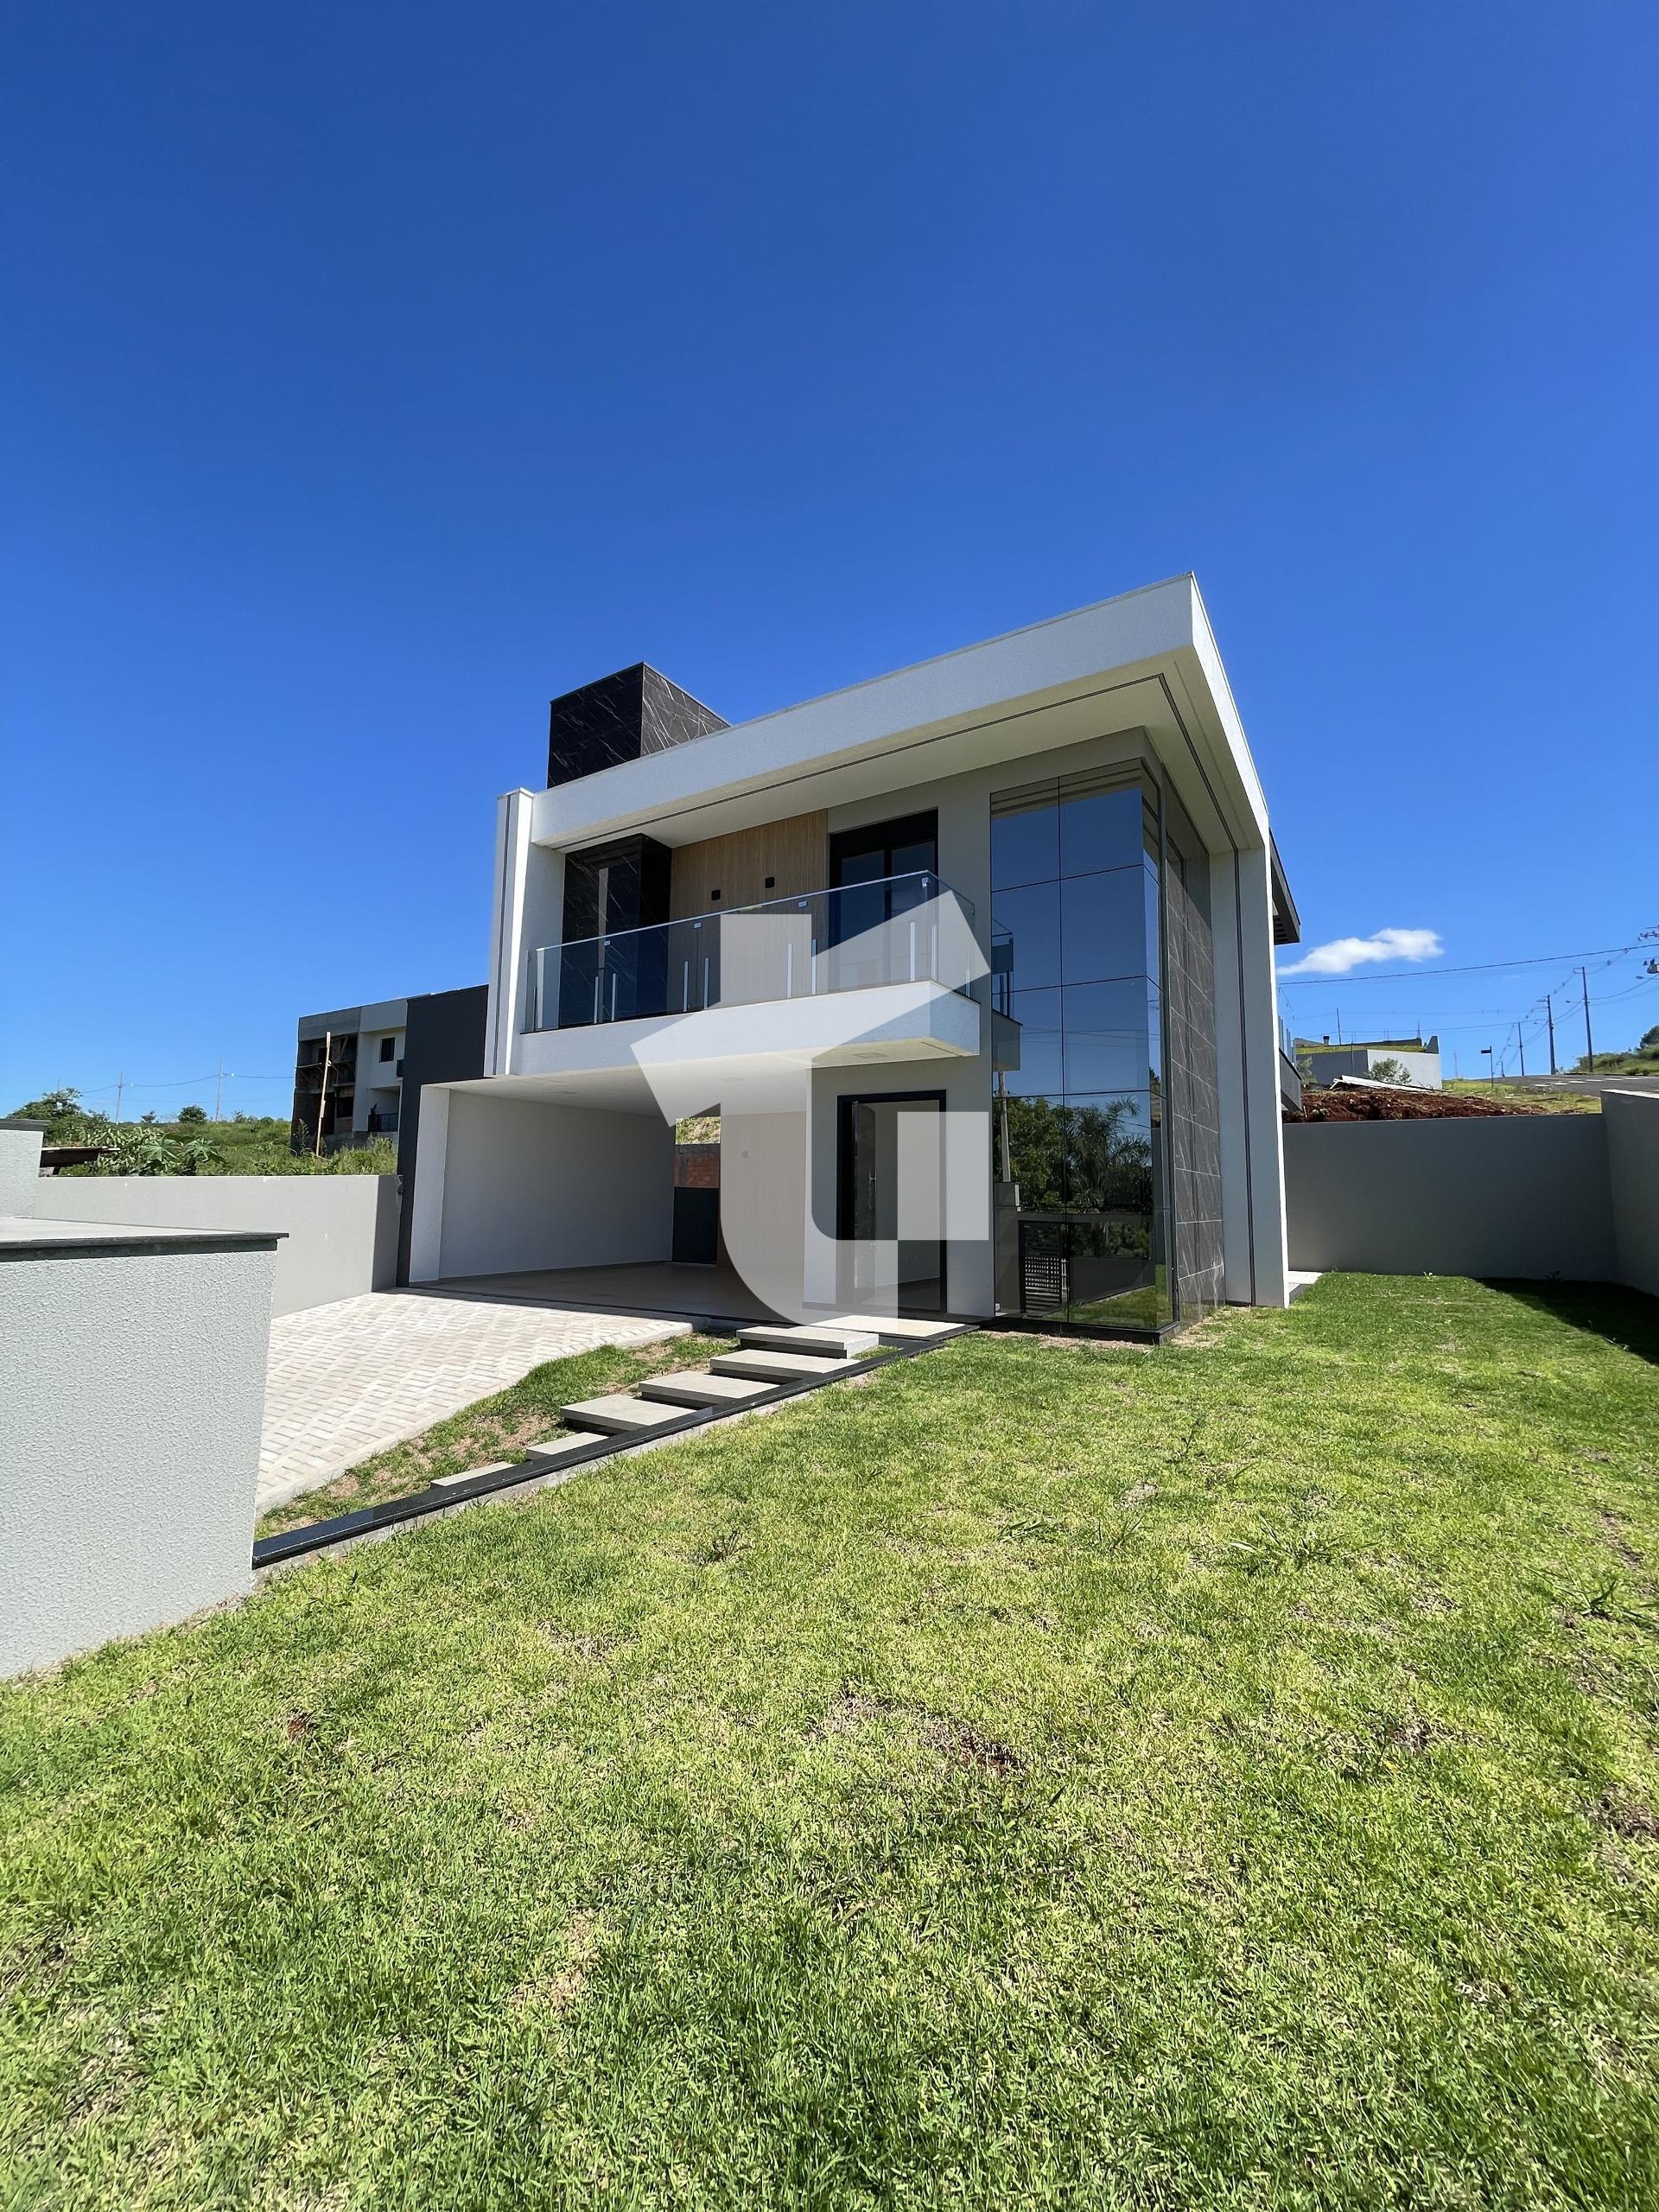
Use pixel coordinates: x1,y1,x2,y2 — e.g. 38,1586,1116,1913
518,575,1287,879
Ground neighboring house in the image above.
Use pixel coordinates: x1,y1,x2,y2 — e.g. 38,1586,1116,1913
289,987,489,1287
290,999,410,1154
408,579,1302,1336
1298,1035,1443,1090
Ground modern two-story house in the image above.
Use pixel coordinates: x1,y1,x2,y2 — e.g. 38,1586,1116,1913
407,579,1300,1337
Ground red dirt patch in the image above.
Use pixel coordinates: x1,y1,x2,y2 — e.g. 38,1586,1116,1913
1287,1085,1541,1122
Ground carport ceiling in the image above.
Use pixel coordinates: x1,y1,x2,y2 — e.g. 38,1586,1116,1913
440,1071,682,1115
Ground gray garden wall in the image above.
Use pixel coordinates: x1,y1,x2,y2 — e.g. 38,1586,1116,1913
1285,1090,1657,1288
1605,1089,1659,1296
31,1172,398,1315
0,1219,276,1676
0,1122,45,1213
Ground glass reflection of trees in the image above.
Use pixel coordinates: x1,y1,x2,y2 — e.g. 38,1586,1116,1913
1001,1094,1154,1217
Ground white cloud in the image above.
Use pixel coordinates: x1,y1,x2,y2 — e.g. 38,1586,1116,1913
1277,927,1444,979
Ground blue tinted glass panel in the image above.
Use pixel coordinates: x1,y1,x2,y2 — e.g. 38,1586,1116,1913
991,787,1059,890
989,880,1061,990
1059,779,1144,880
1002,988,1063,1096
1063,981,1160,1094
1059,868,1151,985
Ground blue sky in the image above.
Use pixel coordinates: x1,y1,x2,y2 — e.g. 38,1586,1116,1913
3,2,1656,1117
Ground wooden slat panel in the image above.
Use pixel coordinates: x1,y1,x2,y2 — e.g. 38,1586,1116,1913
669,810,829,918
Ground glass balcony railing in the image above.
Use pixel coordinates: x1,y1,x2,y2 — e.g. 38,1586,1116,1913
526,871,976,1033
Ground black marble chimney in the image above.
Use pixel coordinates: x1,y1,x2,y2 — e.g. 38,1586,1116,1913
546,664,727,788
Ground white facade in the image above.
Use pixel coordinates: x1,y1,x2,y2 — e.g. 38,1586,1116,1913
416,577,1296,1326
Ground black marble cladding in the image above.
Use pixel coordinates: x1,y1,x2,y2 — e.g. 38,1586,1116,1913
546,664,727,787
1163,848,1225,1318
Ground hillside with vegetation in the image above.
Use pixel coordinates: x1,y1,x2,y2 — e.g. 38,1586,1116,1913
5,1091,393,1176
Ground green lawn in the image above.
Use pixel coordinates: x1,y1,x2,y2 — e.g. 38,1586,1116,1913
1441,1081,1605,1116
3,1275,1658,2209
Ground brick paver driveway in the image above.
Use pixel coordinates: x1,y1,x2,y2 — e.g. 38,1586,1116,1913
257,1288,687,1513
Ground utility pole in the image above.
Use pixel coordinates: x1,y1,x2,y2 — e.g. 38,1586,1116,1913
214,1059,226,1122
113,1073,124,1123
1546,994,1557,1074
1580,966,1595,1075
1517,1023,1526,1078
314,1031,332,1159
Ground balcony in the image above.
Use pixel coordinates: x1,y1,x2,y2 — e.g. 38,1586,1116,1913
514,874,983,1091
527,873,977,1033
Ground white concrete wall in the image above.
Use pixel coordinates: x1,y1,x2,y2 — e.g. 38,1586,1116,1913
33,1174,399,1316
0,1233,275,1676
429,1090,673,1281
487,791,564,1077
1605,1089,1659,1298
1285,1117,1618,1281
0,1125,43,1215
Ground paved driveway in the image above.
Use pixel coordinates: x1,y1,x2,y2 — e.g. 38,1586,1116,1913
258,1289,687,1513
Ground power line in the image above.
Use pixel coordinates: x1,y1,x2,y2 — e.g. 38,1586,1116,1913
1277,938,1649,986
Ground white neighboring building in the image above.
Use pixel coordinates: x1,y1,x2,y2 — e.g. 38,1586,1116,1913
408,580,1302,1336
1299,1037,1444,1090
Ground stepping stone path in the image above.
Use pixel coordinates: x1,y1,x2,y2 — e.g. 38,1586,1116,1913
435,1317,963,1496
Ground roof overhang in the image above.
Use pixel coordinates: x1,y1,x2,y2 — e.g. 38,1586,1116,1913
518,575,1278,866
1270,836,1301,946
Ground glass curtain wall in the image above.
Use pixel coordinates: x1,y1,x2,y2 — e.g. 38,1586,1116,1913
990,766,1171,1331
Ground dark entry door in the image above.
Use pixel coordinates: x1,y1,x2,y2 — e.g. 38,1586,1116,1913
837,1090,946,1314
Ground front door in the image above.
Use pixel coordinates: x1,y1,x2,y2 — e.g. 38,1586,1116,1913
836,1091,946,1314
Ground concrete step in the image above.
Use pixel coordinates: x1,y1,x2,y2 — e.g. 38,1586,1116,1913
431,1459,515,1490
522,1428,609,1463
711,1348,864,1385
738,1321,880,1359
560,1394,692,1436
638,1370,777,1409
820,1312,961,1342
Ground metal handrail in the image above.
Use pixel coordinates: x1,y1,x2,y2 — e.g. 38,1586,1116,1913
525,870,977,1033
548,869,973,959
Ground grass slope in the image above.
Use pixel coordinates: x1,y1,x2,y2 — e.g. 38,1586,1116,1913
1441,1082,1605,1116
3,1276,1658,2209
